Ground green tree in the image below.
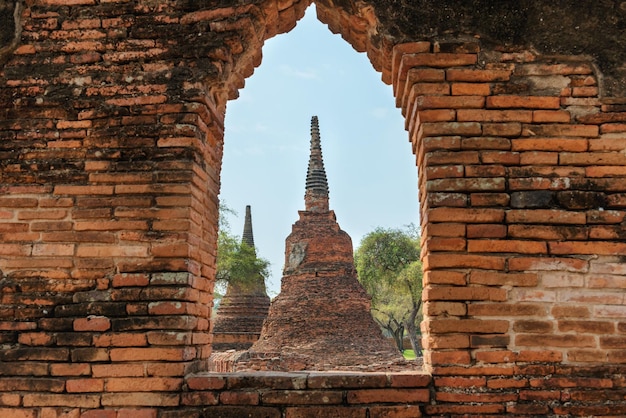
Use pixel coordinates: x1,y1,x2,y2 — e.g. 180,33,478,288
215,204,270,296
355,225,423,356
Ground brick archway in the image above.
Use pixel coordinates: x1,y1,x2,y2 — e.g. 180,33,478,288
1,0,626,415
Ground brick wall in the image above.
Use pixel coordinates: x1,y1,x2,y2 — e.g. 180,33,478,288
1,0,626,416
393,39,626,416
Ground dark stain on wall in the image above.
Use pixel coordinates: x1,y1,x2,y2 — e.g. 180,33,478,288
320,0,626,95
0,1,17,47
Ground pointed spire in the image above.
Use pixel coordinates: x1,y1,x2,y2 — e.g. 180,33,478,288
305,116,329,213
241,205,255,251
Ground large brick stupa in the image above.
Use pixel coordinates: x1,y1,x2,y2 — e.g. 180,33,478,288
211,205,270,352
235,116,406,371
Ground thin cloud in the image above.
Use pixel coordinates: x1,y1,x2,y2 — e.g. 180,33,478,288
279,64,319,80
242,145,265,156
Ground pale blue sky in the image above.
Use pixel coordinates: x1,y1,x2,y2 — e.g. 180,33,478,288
219,4,419,296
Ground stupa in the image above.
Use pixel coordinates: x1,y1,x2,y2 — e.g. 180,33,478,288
211,205,271,351
236,116,406,371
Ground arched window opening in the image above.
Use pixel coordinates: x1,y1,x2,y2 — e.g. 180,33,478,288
212,3,420,370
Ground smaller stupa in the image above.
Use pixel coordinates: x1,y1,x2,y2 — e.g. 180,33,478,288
236,116,407,371
211,205,271,352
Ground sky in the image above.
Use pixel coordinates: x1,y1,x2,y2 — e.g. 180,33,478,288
219,4,419,297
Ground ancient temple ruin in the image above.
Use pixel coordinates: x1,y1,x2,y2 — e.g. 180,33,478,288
211,205,270,351
235,116,407,371
3,1,626,415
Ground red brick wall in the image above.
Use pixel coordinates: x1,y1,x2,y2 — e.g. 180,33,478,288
392,39,626,416
1,0,626,416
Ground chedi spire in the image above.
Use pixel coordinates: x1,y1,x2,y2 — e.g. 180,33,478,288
242,205,255,250
305,116,329,213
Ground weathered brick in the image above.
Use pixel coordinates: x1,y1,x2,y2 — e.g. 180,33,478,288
516,334,596,347
435,391,517,403
423,286,507,302
433,376,486,388
66,378,104,393
550,241,626,255
402,52,477,69
50,363,91,377
533,110,571,122
451,83,491,96
469,193,510,207
346,389,429,404
423,270,467,286
457,109,532,122
468,239,547,254
416,95,485,110
109,347,196,362
71,348,109,363
367,405,423,418
428,350,471,365
179,390,219,406
507,404,550,415
513,320,554,333
424,222,466,237
487,96,560,109
424,150,479,165
469,271,538,287
468,303,545,316
407,82,450,96
540,272,586,287
105,378,182,392
561,151,626,165
428,207,504,223
466,224,507,238
511,138,588,151
218,391,260,405
567,349,609,362
73,316,111,332
426,178,505,192
0,409,35,418
17,332,54,346
506,209,586,224
262,390,342,405
423,301,467,316
462,137,511,150
424,165,464,180
416,109,455,122
559,320,615,334
146,362,187,377
509,288,557,303
488,377,528,389
519,151,559,164
424,253,506,270
100,393,180,407
0,378,65,393
518,389,561,401
422,333,469,349
483,122,522,136
430,365,514,377
22,394,100,408
423,237,466,251
91,364,145,378
447,68,511,82
423,318,509,334
508,224,588,240
284,406,365,418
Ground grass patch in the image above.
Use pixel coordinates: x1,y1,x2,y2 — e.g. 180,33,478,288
402,349,416,360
